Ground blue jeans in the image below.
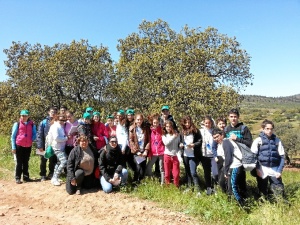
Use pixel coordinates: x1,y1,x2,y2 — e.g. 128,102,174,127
100,168,128,193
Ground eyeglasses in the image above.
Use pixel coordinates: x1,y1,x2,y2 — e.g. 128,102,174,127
59,120,66,122
110,141,117,144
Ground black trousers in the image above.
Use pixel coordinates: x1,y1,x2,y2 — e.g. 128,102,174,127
200,156,213,188
40,154,57,177
15,145,32,179
66,169,95,195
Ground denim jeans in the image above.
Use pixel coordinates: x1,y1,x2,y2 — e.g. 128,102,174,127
100,168,128,193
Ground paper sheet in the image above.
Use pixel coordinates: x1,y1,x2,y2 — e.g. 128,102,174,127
135,155,146,164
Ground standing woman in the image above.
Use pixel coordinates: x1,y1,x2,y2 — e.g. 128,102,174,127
129,113,151,183
179,115,202,195
11,110,37,184
64,110,79,158
199,115,217,195
92,111,108,152
48,114,68,186
145,113,165,184
66,135,95,195
162,120,181,187
105,115,117,139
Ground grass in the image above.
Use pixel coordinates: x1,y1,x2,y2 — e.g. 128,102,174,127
1,134,300,224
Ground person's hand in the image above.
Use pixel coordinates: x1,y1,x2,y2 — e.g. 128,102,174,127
111,177,121,186
229,133,237,140
142,151,147,157
113,173,119,181
187,143,194,148
93,136,99,141
121,150,125,155
256,168,263,178
71,178,77,186
215,157,218,163
179,143,184,149
137,152,142,156
12,149,16,154
224,174,228,179
38,148,45,152
275,172,282,178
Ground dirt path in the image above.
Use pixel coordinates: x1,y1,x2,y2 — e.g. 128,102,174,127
0,180,197,225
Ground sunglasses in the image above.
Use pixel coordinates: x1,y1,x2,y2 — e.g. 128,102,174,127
110,141,117,144
59,119,66,122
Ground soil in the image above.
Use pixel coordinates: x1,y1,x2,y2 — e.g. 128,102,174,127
0,180,196,225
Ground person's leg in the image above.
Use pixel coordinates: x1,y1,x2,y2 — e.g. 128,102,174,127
211,157,218,185
66,169,85,195
145,156,158,176
257,176,269,196
164,155,171,185
48,154,57,178
120,168,128,185
269,176,284,198
183,156,192,187
139,160,147,180
15,145,23,181
100,176,113,193
40,155,47,179
53,150,67,179
201,156,212,189
22,146,32,180
230,167,244,205
158,155,164,185
172,156,180,187
189,157,201,191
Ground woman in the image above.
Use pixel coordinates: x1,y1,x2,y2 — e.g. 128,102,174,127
105,115,117,139
92,111,108,151
48,114,68,186
11,110,37,184
64,110,79,158
129,113,151,183
66,135,95,195
179,115,202,195
99,136,128,193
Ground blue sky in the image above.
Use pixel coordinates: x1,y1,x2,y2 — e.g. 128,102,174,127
0,0,299,97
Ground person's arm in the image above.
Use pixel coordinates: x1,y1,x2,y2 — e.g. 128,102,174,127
250,137,260,155
99,151,111,182
36,121,45,149
236,126,253,148
277,139,285,174
11,122,18,152
162,134,176,146
32,124,37,142
67,148,76,180
223,139,234,176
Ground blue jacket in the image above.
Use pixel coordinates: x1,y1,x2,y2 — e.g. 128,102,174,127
36,117,51,149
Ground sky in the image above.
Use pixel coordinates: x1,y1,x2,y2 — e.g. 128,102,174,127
0,0,299,97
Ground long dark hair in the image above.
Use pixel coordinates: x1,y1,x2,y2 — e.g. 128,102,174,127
180,115,198,135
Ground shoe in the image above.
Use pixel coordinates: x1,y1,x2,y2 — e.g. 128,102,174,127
206,187,212,195
41,176,47,182
76,189,81,195
16,179,22,184
183,188,191,194
196,192,201,198
23,177,32,182
211,188,217,195
47,173,53,179
51,177,61,186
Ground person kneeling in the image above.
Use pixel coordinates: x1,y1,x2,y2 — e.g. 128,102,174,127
99,136,128,193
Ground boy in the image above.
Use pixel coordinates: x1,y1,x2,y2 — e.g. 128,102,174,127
251,119,285,198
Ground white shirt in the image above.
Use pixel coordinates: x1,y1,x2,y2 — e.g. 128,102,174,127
183,134,194,157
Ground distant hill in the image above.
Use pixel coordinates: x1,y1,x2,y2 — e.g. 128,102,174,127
242,94,300,104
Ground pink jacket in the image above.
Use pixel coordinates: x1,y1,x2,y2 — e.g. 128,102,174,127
149,126,165,156
16,120,34,147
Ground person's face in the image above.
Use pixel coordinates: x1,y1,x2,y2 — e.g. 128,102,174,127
60,108,66,115
213,133,224,144
204,119,212,129
49,109,57,118
79,139,88,149
135,115,143,127
152,119,159,128
117,114,124,121
83,118,91,124
217,121,226,130
107,118,113,126
66,113,74,122
58,116,66,125
20,115,29,122
109,138,118,148
165,124,172,133
127,114,134,121
228,113,239,126
184,120,191,129
87,110,93,116
93,115,100,122
114,118,119,125
263,124,274,137
162,109,169,116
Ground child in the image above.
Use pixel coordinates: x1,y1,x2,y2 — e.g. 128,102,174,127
145,113,165,185
162,120,181,187
251,119,285,198
11,110,37,184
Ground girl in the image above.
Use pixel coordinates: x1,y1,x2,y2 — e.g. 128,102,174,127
200,115,217,195
105,115,117,139
145,113,165,184
64,110,78,158
129,113,151,182
162,120,181,187
92,111,108,152
48,114,68,186
179,116,202,195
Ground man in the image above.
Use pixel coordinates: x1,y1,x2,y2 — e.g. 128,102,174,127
37,106,58,181
160,105,177,131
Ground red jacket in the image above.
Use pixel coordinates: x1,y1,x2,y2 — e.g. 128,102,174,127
91,121,108,150
150,126,165,156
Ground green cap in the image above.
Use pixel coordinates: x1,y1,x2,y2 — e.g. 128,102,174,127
117,109,125,115
93,111,100,117
106,115,114,119
20,110,29,116
85,107,93,113
126,109,135,115
83,112,92,119
161,105,170,111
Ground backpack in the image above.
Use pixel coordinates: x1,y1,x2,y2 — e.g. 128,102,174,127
232,141,257,171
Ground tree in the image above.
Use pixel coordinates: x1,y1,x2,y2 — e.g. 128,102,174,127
108,19,253,122
1,40,113,134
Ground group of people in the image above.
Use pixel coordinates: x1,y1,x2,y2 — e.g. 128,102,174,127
11,105,286,206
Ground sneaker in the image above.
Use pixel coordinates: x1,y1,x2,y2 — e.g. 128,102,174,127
47,173,53,179
183,188,191,194
206,187,212,195
41,176,47,182
196,192,201,198
76,189,81,195
51,177,61,186
16,179,22,184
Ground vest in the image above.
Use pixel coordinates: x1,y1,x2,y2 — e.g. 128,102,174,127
16,120,34,147
258,132,280,167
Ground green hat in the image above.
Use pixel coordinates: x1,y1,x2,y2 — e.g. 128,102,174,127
20,110,29,116
117,109,125,115
126,109,135,115
161,105,170,111
93,111,100,117
83,112,92,119
106,115,114,119
85,107,94,113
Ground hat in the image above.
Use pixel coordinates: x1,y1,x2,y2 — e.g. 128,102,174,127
20,110,29,116
161,105,170,111
126,109,135,115
85,107,94,113
106,115,114,119
117,109,125,115
93,111,100,117
83,112,92,119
